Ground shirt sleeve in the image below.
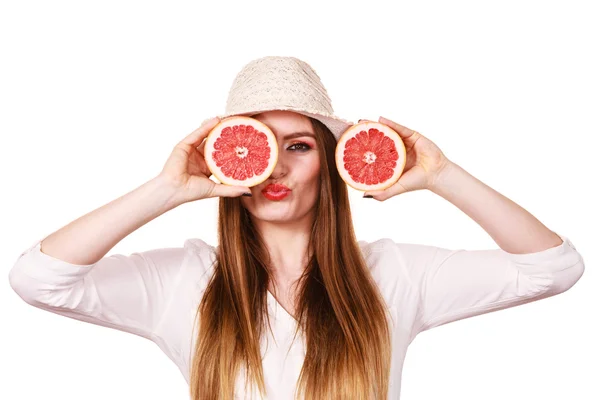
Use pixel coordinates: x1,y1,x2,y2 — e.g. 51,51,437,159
396,232,585,338
8,237,188,343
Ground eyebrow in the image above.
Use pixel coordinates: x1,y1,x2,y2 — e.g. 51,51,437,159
281,131,316,140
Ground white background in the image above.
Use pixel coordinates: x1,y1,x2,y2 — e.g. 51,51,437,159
1,1,598,399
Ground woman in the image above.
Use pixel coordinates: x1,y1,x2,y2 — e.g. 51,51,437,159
9,56,585,400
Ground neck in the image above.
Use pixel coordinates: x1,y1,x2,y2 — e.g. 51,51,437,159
251,214,314,286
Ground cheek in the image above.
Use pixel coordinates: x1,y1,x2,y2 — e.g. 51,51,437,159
303,155,321,185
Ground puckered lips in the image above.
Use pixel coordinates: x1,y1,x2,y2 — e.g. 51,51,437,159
261,183,291,201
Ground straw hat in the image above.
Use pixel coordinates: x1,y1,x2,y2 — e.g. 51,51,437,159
218,56,355,142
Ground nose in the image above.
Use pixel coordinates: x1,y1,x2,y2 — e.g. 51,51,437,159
268,152,288,180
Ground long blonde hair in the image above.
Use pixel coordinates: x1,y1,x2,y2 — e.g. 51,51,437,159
190,116,392,399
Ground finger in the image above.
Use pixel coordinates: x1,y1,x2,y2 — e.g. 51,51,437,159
209,183,252,199
194,139,214,177
378,116,419,140
196,135,208,154
180,116,221,149
187,148,212,177
364,180,408,201
363,189,391,202
196,140,212,176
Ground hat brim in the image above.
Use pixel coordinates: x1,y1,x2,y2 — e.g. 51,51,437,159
218,107,355,142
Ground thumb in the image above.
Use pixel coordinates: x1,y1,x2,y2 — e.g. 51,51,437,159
209,183,252,199
363,180,409,201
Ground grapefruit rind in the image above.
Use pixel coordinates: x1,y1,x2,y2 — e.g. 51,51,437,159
335,122,407,191
204,116,278,187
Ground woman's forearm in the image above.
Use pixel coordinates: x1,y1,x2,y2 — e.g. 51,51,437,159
429,161,563,254
40,175,181,265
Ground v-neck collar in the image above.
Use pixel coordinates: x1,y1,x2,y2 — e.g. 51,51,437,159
267,289,298,325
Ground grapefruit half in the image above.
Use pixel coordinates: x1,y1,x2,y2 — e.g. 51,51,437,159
204,116,278,187
335,121,407,191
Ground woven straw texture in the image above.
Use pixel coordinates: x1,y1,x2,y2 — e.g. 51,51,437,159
219,56,354,141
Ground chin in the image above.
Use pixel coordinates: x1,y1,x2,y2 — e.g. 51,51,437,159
254,210,296,223
245,204,307,223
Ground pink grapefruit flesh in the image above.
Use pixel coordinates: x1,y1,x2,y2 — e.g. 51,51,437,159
335,121,407,191
204,116,278,187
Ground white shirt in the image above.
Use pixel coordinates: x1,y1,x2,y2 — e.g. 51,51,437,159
8,233,584,399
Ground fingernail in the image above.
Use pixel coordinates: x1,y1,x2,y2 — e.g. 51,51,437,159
242,192,252,197
363,194,373,198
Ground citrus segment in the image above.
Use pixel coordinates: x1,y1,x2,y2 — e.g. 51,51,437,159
204,116,278,186
335,122,406,191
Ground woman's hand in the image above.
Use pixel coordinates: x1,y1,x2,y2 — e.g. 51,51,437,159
157,116,252,204
361,116,453,201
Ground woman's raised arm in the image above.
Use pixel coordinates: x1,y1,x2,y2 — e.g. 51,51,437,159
8,117,243,341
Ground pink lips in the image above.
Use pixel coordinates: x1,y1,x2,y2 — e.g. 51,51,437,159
262,183,291,201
